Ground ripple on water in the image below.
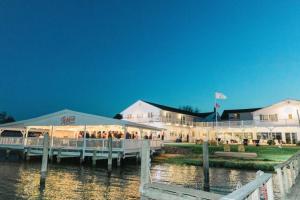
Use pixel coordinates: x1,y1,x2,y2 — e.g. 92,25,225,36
0,161,278,200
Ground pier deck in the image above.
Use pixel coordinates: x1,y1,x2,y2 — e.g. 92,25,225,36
0,137,163,163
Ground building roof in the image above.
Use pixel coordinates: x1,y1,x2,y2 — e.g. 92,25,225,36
0,109,162,131
143,100,214,118
221,108,261,120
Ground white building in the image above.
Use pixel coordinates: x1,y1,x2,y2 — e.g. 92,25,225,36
121,99,300,144
120,100,215,141
197,99,300,144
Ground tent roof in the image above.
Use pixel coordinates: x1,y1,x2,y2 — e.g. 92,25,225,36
0,109,162,131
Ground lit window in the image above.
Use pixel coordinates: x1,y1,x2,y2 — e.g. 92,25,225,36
288,114,293,120
269,114,278,121
259,115,269,121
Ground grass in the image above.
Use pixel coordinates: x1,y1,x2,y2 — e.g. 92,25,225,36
153,143,300,171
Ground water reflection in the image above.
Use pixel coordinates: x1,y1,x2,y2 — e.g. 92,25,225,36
0,160,277,200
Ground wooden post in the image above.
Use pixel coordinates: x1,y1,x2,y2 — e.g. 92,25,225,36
266,177,274,200
26,147,31,161
57,148,62,163
203,141,210,192
136,152,140,164
92,150,97,166
117,153,122,167
108,137,113,172
283,166,289,193
276,168,285,198
40,133,49,187
81,125,87,162
23,129,28,147
290,162,295,185
140,140,150,193
5,149,10,159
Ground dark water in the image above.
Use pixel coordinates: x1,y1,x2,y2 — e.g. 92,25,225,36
0,155,279,200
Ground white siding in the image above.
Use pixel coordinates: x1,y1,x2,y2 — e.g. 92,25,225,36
253,100,300,121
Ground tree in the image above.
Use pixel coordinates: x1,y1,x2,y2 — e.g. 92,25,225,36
113,113,123,119
0,112,15,124
179,106,201,113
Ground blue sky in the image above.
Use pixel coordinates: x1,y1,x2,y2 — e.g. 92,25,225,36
0,0,300,120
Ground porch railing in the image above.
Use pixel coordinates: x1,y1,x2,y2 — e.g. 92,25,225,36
0,137,163,152
274,151,300,198
221,171,274,200
196,119,300,128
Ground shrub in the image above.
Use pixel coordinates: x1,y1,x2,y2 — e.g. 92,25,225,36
267,140,275,145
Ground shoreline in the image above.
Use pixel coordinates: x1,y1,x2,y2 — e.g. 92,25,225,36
153,143,300,171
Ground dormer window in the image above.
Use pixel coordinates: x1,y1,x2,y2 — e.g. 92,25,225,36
148,112,153,118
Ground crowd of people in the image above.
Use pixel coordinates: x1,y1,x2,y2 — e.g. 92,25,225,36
77,130,164,140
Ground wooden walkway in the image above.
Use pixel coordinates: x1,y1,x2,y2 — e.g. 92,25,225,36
286,175,300,200
0,137,163,165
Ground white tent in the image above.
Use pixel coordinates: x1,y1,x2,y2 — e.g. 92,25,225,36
0,109,162,138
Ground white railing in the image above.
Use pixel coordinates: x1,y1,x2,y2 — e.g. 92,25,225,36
0,137,163,152
27,137,44,147
53,138,83,148
124,115,196,127
274,151,300,198
150,140,163,148
196,119,300,128
221,171,274,200
0,137,24,145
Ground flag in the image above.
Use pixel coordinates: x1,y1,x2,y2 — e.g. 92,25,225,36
215,103,220,109
215,92,227,100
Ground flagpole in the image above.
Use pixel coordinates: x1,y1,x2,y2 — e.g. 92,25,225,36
215,95,218,146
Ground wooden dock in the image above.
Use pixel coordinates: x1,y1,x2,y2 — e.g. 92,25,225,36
0,137,163,166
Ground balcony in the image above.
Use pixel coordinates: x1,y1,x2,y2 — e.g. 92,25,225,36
123,115,196,127
195,119,300,128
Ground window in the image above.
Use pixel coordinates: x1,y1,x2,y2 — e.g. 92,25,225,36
259,115,269,121
269,114,278,121
271,132,282,140
257,132,269,140
288,114,293,120
148,112,153,118
181,116,186,124
127,114,132,119
230,113,240,120
166,112,172,119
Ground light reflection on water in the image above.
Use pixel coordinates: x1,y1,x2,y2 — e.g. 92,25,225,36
0,160,278,200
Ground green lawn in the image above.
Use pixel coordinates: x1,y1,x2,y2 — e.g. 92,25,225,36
154,143,300,171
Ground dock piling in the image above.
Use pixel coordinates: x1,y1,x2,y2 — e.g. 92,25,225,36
26,148,31,161
203,141,210,192
40,133,49,187
57,148,62,163
140,140,151,193
108,137,113,171
5,149,10,159
117,153,121,167
92,150,97,166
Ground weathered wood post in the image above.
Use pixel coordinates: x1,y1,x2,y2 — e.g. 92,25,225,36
266,175,274,200
117,153,121,167
40,133,49,187
275,167,285,198
92,150,97,166
140,140,151,194
5,149,10,159
203,141,210,191
283,166,289,193
108,136,113,172
57,148,62,163
26,147,31,161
